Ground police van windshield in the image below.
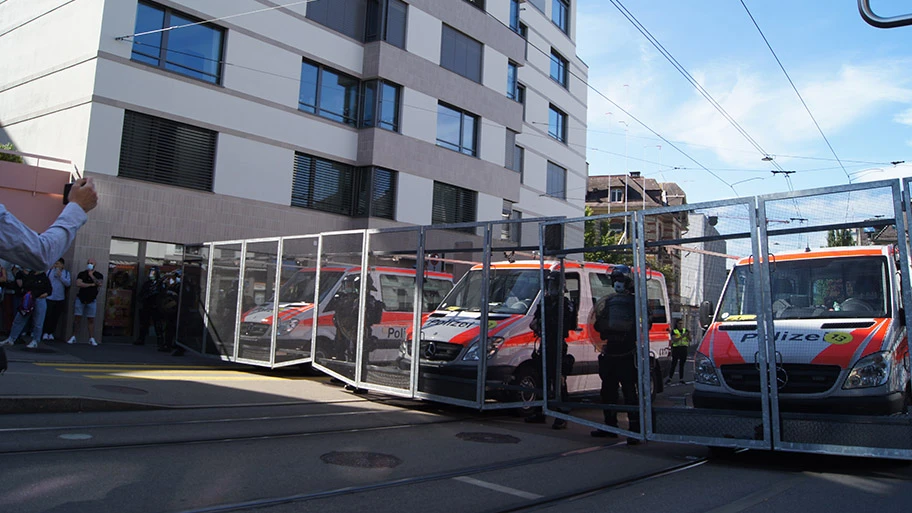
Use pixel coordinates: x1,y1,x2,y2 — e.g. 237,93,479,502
438,268,540,314
716,256,890,321
278,271,345,303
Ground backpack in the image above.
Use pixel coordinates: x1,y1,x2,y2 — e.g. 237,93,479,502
18,291,35,316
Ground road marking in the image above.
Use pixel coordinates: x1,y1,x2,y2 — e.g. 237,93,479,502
33,363,316,381
453,476,544,500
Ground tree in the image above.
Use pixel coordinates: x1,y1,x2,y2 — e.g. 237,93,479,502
826,229,855,247
584,206,630,264
0,142,23,164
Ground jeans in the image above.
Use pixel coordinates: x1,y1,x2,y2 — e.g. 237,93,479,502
9,297,47,344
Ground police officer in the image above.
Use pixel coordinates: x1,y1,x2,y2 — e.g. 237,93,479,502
525,270,577,430
134,266,165,349
591,265,641,444
332,274,384,362
667,321,689,384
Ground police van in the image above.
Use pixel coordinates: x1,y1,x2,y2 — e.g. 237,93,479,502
693,245,911,415
238,266,453,364
398,260,672,403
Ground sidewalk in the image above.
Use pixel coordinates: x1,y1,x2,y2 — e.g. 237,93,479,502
0,339,342,414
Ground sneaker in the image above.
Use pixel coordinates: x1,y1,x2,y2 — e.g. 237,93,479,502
590,430,619,438
67,336,76,345
89,338,98,347
664,378,672,385
551,419,567,430
26,341,39,349
0,338,12,346
47,334,54,341
42,333,50,341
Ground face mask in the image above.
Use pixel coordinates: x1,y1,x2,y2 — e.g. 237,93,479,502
149,273,156,280
87,263,95,271
613,281,626,293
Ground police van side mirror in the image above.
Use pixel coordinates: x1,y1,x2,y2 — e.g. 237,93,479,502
899,307,906,327
699,300,714,329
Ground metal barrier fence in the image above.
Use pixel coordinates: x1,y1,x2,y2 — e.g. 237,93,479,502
175,179,911,459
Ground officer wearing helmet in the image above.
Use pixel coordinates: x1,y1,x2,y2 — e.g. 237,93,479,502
332,273,385,362
526,269,577,429
590,264,641,444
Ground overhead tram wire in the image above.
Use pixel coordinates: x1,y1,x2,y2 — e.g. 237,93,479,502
0,0,77,38
740,0,852,183
481,9,739,196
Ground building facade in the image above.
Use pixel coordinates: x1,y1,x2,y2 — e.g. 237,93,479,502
0,0,588,343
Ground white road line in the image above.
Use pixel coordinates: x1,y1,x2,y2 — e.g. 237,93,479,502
452,476,544,500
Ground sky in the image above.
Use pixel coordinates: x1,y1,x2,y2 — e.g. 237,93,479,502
575,0,912,205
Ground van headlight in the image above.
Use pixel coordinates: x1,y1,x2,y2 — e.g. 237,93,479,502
694,352,720,386
463,337,505,361
844,351,891,389
276,319,299,336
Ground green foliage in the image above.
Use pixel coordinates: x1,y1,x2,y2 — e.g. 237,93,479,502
0,143,23,164
826,229,855,247
583,206,631,264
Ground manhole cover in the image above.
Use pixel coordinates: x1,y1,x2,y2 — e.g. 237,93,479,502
92,385,149,396
320,451,402,469
456,432,521,444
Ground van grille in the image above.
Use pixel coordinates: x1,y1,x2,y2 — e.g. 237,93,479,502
721,364,842,394
240,322,270,337
407,341,464,362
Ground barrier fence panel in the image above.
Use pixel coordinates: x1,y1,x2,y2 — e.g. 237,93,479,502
236,239,280,366
267,235,321,367
479,218,568,411
758,180,912,459
176,244,208,355
311,231,367,383
639,199,772,449
207,242,243,361
358,228,428,395
539,214,652,439
412,223,488,408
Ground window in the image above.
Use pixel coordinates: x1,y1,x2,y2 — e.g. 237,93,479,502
513,145,524,177
610,188,623,202
299,59,360,127
463,0,485,9
306,0,368,41
546,162,566,199
517,84,526,119
433,182,477,227
550,49,568,87
501,200,521,243
292,153,355,215
118,110,216,192
519,23,528,58
509,0,520,32
507,62,519,100
548,104,567,143
131,1,224,84
552,0,570,34
361,80,401,131
365,0,407,49
437,103,478,156
355,167,397,219
440,25,483,83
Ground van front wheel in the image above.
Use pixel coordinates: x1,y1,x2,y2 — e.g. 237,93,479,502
511,364,541,416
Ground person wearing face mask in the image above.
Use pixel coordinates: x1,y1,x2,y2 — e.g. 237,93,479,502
67,258,104,346
42,258,71,341
134,266,165,349
590,265,642,444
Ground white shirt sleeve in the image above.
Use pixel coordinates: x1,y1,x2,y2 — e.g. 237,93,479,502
0,203,88,271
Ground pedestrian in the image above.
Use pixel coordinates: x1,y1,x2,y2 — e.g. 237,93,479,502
0,177,97,270
666,321,689,385
525,270,577,430
67,258,104,346
590,265,642,445
42,258,71,341
134,266,165,348
1,268,53,349
0,260,10,336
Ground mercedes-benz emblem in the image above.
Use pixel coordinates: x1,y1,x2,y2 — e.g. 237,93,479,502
776,366,788,390
424,342,436,359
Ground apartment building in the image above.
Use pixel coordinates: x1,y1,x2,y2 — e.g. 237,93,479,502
0,0,588,342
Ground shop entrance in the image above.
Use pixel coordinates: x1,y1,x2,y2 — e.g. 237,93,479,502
103,238,183,342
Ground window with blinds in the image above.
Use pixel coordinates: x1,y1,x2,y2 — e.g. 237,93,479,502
355,167,397,219
546,161,567,199
440,25,482,83
292,153,355,215
118,110,216,192
433,181,476,229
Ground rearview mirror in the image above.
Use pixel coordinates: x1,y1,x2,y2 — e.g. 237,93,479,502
699,300,714,329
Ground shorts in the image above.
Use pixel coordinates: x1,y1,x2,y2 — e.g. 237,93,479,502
74,300,97,318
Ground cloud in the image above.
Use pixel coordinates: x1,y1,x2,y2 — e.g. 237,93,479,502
896,108,912,125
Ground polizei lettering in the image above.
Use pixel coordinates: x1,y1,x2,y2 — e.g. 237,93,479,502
739,331,821,343
424,318,479,329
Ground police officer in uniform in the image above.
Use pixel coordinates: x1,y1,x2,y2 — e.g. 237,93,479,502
134,267,165,349
591,265,641,444
332,274,384,362
667,321,689,384
525,270,577,429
